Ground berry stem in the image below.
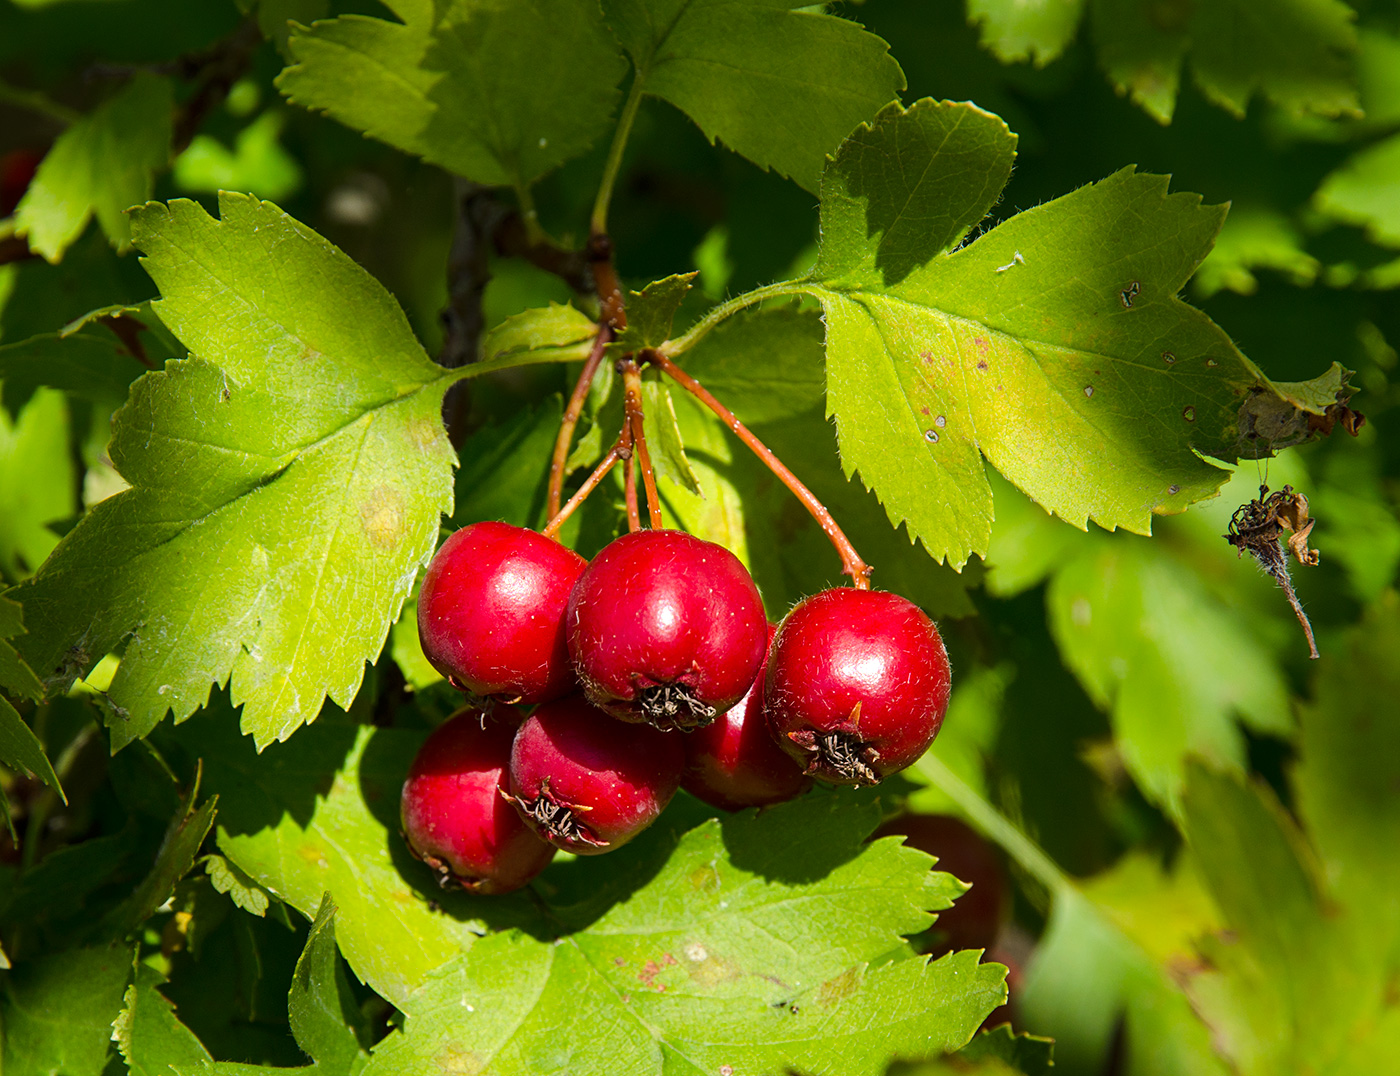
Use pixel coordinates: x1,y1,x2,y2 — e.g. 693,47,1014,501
621,359,664,529
621,407,641,533
644,349,872,587
542,444,623,541
546,325,613,519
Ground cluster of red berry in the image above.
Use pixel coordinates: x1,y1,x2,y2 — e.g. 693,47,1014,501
399,520,952,895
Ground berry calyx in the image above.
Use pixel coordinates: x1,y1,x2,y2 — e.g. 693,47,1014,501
682,624,810,811
766,588,951,785
565,529,767,730
417,521,586,705
506,695,684,854
400,707,556,894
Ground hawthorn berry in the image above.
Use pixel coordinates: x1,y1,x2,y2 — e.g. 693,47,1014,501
506,694,684,854
565,529,767,730
400,707,556,894
766,588,951,785
682,624,810,811
417,521,586,704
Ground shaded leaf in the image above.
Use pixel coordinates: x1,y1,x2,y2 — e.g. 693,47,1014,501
640,380,701,495
0,387,74,581
956,1023,1055,1075
288,895,369,1075
604,0,905,192
1192,204,1319,298
0,944,136,1076
15,73,173,262
614,273,695,352
205,852,273,917
968,0,1085,67
114,960,214,1076
1314,132,1400,248
0,327,149,418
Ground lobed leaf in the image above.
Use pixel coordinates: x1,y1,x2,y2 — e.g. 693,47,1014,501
15,73,173,262
604,0,906,193
14,194,466,749
288,895,371,1075
1313,132,1400,248
967,0,1086,67
114,960,214,1076
808,99,1350,568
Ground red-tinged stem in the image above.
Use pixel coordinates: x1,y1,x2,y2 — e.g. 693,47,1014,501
546,325,613,519
620,406,641,533
542,445,624,542
589,233,627,332
621,360,663,529
644,349,872,588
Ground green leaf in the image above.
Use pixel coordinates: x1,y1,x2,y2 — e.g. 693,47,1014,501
255,0,329,54
1089,0,1359,124
14,73,173,262
956,1024,1055,1075
173,110,304,203
453,395,562,529
968,0,1086,67
389,598,444,691
114,960,214,1076
0,591,45,702
100,772,218,939
480,302,596,364
662,305,976,617
0,328,149,418
1296,593,1400,961
13,194,461,749
1314,133,1400,248
0,386,75,581
640,380,701,495
289,895,370,1075
279,0,626,187
363,799,1002,1075
604,0,906,192
1046,536,1292,814
613,273,695,352
0,943,137,1076
205,852,273,917
808,100,1347,568
1192,204,1320,297
907,663,1011,816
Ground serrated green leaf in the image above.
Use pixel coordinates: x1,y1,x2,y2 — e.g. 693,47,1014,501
662,305,977,617
0,593,45,702
1192,204,1319,297
362,798,1000,1076
0,943,137,1076
0,386,74,581
12,194,461,750
256,0,329,54
956,1023,1055,1075
289,895,370,1076
14,73,173,262
0,825,143,931
0,696,61,799
604,0,906,192
614,273,695,352
100,774,218,939
1314,132,1400,248
1089,0,1359,124
480,302,596,363
114,960,214,1076
0,330,149,418
279,0,625,187
173,110,304,203
809,101,1347,568
205,852,273,917
1046,536,1292,813
968,0,1085,67
641,380,701,495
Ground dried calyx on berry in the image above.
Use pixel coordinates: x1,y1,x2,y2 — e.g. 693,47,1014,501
566,529,768,731
506,695,685,854
766,588,951,786
400,707,556,893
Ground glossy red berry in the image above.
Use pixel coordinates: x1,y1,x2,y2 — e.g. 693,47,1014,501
400,707,556,893
506,695,684,854
566,529,767,730
766,588,951,785
417,521,586,704
682,624,810,811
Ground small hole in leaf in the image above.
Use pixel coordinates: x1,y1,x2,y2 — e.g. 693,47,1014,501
1206,357,1219,367
1162,351,1176,364
1083,385,1095,398
1182,406,1196,422
924,429,939,443
1168,484,1180,494
935,414,946,428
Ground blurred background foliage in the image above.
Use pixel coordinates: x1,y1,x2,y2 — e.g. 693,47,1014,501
1,1,1398,1074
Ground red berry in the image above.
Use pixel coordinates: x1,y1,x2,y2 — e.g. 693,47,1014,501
766,588,951,785
565,529,767,730
400,707,556,894
506,695,684,854
417,522,586,705
682,624,810,810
